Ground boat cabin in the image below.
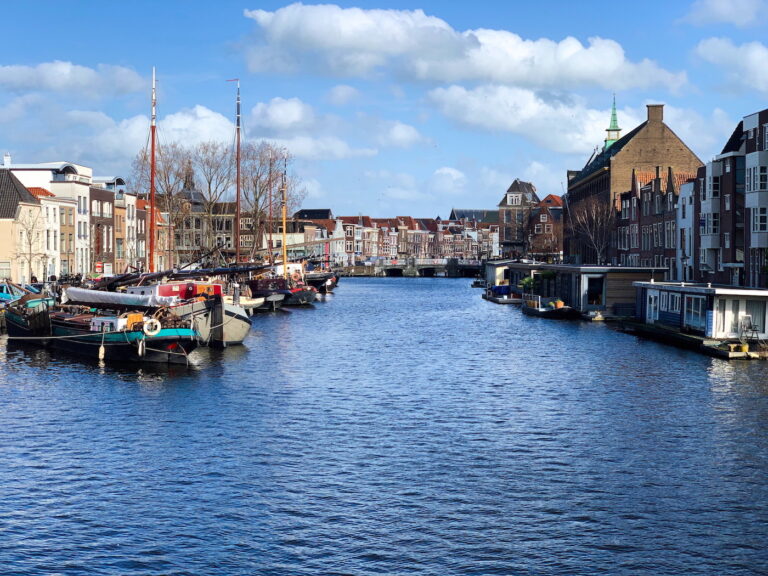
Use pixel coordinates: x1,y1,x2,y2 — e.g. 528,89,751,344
484,261,663,315
634,281,768,339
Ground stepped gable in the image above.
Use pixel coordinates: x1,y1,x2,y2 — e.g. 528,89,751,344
0,169,38,218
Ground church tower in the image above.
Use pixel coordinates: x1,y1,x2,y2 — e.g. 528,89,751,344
604,94,621,151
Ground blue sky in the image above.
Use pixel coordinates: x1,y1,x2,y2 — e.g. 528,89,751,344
2,0,768,217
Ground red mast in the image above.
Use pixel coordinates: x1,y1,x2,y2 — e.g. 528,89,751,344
148,67,157,273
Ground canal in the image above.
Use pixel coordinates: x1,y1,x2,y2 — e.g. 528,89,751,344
1,277,767,575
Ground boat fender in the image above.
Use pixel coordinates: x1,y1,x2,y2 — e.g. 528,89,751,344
291,272,301,282
138,339,146,357
143,318,162,337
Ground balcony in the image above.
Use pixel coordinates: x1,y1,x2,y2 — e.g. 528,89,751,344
700,234,720,249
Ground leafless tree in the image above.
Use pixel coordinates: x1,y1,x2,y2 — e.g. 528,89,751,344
240,142,306,258
15,205,45,282
192,140,233,250
568,195,616,265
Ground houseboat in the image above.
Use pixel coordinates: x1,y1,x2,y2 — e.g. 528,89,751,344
631,281,768,358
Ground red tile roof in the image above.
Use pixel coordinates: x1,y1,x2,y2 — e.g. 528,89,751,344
28,187,54,198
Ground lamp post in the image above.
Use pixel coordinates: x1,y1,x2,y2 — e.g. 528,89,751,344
681,255,689,282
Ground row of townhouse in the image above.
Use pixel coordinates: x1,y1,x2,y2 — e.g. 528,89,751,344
292,210,501,266
563,102,768,290
0,156,166,283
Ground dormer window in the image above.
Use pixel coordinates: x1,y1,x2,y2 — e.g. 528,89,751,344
540,214,548,222
507,193,521,206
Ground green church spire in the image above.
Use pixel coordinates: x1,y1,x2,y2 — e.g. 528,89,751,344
604,94,621,151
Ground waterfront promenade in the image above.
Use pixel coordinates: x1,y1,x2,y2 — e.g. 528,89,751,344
1,278,767,574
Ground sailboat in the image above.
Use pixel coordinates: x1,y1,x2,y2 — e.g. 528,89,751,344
114,70,251,347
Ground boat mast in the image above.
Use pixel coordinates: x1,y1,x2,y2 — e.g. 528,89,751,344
281,162,288,279
268,151,274,265
234,79,241,264
148,67,157,273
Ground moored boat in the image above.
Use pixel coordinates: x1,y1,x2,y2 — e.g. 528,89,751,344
6,291,199,364
520,295,582,319
305,270,338,294
122,281,252,347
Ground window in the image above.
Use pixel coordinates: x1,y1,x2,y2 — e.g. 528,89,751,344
725,194,731,211
0,261,10,279
702,213,720,235
724,232,731,249
544,224,552,234
711,176,720,198
761,166,768,191
682,199,687,219
685,295,707,331
507,194,521,206
753,207,768,232
540,214,548,222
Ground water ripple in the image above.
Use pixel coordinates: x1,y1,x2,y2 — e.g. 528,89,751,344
1,278,768,575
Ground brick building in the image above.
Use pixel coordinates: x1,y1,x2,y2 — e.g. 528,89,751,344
566,102,703,264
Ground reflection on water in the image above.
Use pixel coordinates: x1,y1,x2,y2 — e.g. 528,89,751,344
1,278,768,575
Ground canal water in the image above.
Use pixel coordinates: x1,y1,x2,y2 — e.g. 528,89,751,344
1,277,767,575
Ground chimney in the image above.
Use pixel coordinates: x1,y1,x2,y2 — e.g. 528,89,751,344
647,104,664,123
2,152,10,167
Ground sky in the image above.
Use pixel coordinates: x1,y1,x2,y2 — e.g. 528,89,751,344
2,0,768,218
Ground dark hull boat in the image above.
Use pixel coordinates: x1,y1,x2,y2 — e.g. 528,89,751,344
304,271,338,294
246,277,316,308
6,292,199,364
520,297,582,320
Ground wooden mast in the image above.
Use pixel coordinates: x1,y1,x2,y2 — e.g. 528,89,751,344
234,80,241,264
148,67,157,273
281,163,288,279
267,152,274,265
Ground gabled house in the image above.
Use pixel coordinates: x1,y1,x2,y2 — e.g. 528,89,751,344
498,179,539,258
0,169,42,282
527,194,564,262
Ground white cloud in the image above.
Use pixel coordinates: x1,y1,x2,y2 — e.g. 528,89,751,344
695,37,768,93
428,85,610,154
480,167,515,192
660,105,734,161
244,4,685,91
161,105,234,144
0,94,44,123
684,0,766,26
365,169,429,202
302,178,325,199
327,85,359,106
377,121,426,148
0,61,144,97
428,166,466,196
268,135,377,160
250,97,316,132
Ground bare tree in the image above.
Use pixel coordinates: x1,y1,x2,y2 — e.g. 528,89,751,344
15,205,45,282
240,142,306,258
568,195,616,265
192,140,233,250
130,141,193,263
